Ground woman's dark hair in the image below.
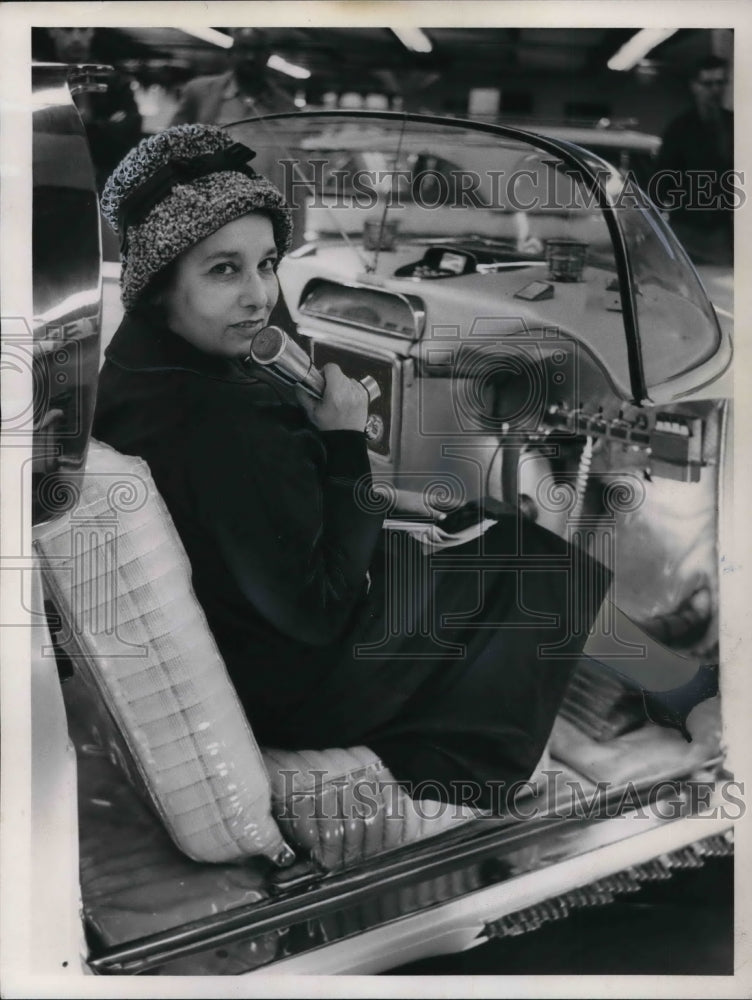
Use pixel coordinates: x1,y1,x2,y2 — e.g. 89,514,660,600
128,259,178,322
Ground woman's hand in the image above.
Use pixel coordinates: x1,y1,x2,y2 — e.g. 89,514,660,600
295,363,369,432
411,518,497,553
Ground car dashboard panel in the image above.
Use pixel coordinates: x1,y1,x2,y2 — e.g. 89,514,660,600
281,242,634,398
280,242,718,504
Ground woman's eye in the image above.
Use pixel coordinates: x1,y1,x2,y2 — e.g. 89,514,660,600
209,262,237,275
260,257,278,272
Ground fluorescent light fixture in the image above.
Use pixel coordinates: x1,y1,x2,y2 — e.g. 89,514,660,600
607,29,678,72
267,53,311,79
180,27,234,49
392,27,432,53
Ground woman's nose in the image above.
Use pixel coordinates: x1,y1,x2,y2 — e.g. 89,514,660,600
238,271,268,309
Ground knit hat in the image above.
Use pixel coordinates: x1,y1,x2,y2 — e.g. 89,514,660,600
101,124,293,311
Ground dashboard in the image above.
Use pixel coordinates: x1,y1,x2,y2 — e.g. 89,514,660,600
281,240,634,397
281,241,715,487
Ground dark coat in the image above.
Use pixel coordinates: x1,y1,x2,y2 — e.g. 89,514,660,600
657,107,734,199
656,106,734,262
93,312,611,803
170,70,297,126
93,312,385,728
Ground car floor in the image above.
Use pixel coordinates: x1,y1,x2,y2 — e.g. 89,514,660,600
386,855,733,975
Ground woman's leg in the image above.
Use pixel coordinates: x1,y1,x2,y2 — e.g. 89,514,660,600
273,513,611,809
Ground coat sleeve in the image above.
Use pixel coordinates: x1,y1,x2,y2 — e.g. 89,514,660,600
655,116,689,175
186,410,385,647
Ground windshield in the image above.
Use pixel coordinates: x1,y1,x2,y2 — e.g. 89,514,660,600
226,112,723,401
553,138,723,392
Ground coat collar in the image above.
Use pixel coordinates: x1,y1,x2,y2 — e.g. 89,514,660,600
104,311,290,394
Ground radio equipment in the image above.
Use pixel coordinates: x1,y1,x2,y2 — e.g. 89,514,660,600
249,326,381,404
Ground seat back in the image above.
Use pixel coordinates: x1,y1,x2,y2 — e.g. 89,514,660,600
34,440,294,866
34,440,480,872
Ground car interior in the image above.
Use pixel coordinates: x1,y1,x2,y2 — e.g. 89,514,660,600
28,70,732,976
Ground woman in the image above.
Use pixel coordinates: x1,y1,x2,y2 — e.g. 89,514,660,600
94,124,611,810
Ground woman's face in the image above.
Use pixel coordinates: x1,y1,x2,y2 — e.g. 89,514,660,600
160,213,279,358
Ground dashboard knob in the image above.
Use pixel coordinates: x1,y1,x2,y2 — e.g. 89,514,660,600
365,413,385,443
360,374,381,404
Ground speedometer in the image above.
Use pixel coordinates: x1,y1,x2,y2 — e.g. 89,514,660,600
299,279,425,339
340,304,381,325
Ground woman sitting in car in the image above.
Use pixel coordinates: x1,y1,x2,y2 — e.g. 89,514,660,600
93,123,611,811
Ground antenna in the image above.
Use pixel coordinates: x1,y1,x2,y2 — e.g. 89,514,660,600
368,116,408,276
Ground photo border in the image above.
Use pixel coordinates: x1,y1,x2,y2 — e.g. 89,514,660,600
2,2,750,997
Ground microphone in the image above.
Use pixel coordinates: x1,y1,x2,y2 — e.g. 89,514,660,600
248,326,381,404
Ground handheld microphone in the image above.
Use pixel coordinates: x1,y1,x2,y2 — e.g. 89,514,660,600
248,326,381,404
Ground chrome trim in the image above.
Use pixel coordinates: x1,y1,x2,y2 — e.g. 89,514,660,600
299,326,409,363
88,777,731,974
31,61,112,96
260,815,733,975
31,62,102,526
67,64,112,96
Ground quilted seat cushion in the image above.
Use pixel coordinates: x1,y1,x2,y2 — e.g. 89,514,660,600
263,746,479,872
34,440,294,867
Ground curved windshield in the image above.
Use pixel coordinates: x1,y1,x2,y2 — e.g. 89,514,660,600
226,112,723,400
554,138,723,391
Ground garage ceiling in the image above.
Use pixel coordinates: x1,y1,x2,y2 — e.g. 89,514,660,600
78,25,714,86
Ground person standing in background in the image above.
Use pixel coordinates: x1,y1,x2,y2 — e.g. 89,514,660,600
45,27,143,192
655,55,733,266
170,28,296,126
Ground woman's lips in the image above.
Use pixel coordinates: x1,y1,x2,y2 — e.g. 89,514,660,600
231,319,265,330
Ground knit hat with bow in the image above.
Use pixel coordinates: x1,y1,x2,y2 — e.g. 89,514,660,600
100,123,293,311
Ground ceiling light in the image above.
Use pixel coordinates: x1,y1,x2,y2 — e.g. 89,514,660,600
607,29,677,72
179,27,233,49
267,54,311,79
392,27,433,53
